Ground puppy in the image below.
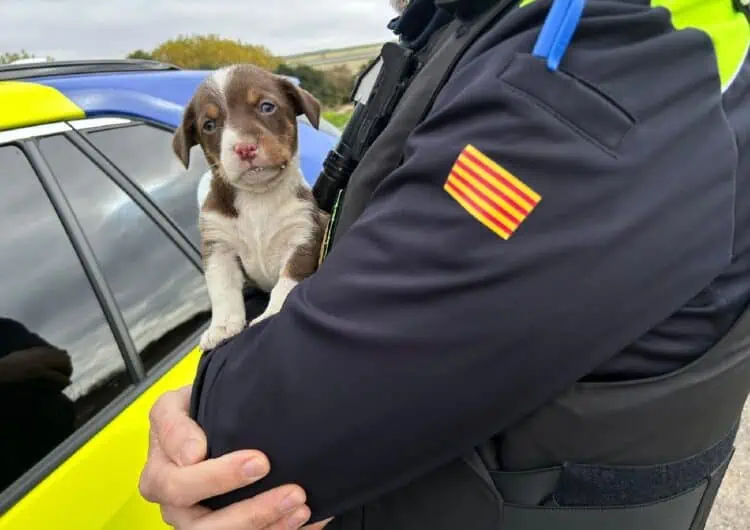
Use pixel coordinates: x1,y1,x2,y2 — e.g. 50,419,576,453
390,0,409,13
173,64,330,351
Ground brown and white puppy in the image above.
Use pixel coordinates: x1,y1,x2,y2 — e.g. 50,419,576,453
173,64,329,351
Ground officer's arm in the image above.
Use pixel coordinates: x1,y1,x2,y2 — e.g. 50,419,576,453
191,42,735,522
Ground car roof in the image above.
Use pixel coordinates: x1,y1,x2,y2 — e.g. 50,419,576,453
0,60,310,130
0,60,200,130
0,60,339,187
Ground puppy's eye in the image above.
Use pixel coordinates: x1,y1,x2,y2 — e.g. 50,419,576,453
259,101,276,114
202,119,217,133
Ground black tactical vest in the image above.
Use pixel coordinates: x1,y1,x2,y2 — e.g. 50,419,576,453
314,1,750,529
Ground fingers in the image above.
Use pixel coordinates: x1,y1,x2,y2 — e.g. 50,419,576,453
264,506,312,530
141,385,307,530
149,386,207,466
141,447,271,507
191,484,310,530
38,348,73,376
43,347,73,376
34,368,72,388
56,348,74,377
139,425,172,501
160,503,212,527
302,518,335,530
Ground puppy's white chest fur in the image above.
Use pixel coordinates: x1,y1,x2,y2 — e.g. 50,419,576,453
201,177,315,292
197,170,323,352
233,193,283,291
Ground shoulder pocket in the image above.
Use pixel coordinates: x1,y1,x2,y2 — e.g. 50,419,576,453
498,53,636,155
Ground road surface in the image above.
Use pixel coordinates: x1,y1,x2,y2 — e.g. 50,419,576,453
706,400,748,529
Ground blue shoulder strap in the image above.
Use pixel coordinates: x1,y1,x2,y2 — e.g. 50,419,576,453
531,0,586,70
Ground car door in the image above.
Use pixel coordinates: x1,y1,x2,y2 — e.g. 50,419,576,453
0,118,211,529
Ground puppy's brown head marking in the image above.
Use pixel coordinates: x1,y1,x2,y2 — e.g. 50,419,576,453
205,103,220,120
246,88,261,106
173,64,321,195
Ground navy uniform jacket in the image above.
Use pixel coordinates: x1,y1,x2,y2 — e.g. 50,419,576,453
190,0,750,522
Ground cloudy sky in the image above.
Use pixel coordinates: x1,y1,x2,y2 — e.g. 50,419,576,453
1,0,398,60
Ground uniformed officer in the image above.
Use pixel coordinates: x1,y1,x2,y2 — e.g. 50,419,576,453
139,0,750,529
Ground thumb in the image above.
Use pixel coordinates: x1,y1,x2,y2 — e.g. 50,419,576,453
149,385,207,466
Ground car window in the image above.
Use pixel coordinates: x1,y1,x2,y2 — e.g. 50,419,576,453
83,122,209,247
38,135,211,372
0,145,130,494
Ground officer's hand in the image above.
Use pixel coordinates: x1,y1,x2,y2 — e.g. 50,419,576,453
0,346,73,387
139,385,317,529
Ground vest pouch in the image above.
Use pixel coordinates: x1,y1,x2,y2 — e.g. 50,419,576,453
487,422,738,530
497,481,708,530
334,452,504,530
333,425,736,530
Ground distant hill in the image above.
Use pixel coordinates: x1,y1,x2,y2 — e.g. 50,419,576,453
282,42,390,74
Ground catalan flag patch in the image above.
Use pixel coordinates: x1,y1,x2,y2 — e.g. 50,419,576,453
444,145,541,240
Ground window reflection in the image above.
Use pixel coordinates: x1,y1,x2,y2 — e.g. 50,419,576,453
0,145,129,492
85,123,209,247
38,135,211,372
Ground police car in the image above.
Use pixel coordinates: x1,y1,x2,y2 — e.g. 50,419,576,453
0,59,338,529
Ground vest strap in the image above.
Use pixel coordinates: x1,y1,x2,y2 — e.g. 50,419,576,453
330,0,520,240
531,0,586,70
487,423,738,530
500,481,709,530
496,447,735,530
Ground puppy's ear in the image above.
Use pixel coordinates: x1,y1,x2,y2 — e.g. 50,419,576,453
280,79,321,130
173,104,197,169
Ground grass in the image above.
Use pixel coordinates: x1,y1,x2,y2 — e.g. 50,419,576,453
323,108,354,130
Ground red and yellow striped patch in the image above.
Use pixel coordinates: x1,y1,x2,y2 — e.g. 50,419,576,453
444,145,541,240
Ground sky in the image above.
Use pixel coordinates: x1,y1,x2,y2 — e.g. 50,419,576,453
1,0,398,60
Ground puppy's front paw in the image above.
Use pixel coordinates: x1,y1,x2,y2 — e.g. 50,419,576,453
249,307,279,327
200,316,246,351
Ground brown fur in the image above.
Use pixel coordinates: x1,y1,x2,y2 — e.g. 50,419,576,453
286,207,329,282
203,176,238,218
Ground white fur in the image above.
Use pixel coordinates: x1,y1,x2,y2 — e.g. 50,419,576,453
202,247,247,350
390,0,409,13
212,66,232,97
220,125,255,183
198,162,318,351
252,275,299,326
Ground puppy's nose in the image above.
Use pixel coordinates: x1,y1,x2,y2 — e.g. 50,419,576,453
234,143,258,161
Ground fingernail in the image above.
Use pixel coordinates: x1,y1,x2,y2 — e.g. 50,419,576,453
286,507,310,529
243,457,268,479
279,490,305,514
180,439,202,465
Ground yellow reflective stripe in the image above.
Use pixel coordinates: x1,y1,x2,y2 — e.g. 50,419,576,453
517,0,749,91
0,81,85,132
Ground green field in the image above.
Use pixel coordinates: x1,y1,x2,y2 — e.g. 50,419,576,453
323,108,353,130
284,42,386,73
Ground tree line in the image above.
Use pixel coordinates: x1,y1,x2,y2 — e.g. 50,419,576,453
129,34,357,109
2,34,360,110
0,50,53,64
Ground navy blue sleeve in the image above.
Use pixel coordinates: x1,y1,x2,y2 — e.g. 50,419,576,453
190,10,737,523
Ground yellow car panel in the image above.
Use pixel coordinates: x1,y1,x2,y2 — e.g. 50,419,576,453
0,81,85,132
0,348,202,529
